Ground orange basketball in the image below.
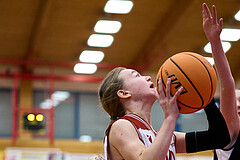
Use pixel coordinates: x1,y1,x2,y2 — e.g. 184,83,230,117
156,52,217,114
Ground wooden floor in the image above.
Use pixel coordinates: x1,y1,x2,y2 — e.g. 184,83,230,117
0,138,104,153
0,138,213,159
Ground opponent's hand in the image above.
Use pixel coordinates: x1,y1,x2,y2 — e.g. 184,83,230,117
156,78,183,118
202,3,223,42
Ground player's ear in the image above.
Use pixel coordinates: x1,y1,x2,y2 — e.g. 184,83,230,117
117,90,131,99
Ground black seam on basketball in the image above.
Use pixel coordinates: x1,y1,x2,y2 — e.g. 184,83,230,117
177,99,201,109
161,61,200,109
170,57,204,108
183,53,214,104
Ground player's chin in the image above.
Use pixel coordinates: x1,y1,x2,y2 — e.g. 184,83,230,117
152,89,159,99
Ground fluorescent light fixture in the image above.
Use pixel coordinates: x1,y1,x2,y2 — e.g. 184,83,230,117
79,50,104,63
104,0,133,14
204,57,214,65
220,28,240,41
234,10,240,21
40,99,59,109
94,20,122,34
204,41,231,53
74,63,97,74
40,91,70,109
52,91,70,101
87,34,114,47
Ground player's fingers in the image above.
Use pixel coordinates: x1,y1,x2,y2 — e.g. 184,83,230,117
173,86,183,100
166,78,171,98
157,78,165,99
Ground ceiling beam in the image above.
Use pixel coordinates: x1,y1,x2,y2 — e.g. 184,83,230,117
138,0,195,71
0,73,104,83
26,0,54,60
0,58,143,71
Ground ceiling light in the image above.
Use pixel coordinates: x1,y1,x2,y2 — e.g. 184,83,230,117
220,28,240,41
204,42,231,53
73,63,97,74
52,91,70,101
40,99,59,109
234,10,240,21
104,0,133,14
87,34,114,47
79,50,104,63
204,57,214,65
39,91,70,109
94,20,122,34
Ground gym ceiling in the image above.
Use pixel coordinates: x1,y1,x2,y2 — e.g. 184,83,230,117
0,0,239,92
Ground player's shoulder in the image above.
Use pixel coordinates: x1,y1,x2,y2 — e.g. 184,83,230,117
110,118,139,139
111,118,134,132
109,118,140,148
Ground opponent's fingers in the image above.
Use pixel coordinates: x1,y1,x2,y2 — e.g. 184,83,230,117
212,5,218,24
202,3,211,19
202,5,208,20
165,78,171,98
219,18,223,29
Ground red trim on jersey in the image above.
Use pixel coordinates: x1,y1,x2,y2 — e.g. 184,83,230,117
122,114,158,135
104,113,157,159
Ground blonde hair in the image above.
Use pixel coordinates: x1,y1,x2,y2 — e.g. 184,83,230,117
98,67,126,119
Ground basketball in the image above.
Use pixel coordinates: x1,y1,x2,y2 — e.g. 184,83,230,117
156,52,217,114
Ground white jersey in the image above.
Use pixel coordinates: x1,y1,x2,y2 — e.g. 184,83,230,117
214,131,240,160
104,113,176,160
215,148,234,160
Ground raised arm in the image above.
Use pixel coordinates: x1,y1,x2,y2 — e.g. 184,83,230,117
202,3,239,147
109,78,182,160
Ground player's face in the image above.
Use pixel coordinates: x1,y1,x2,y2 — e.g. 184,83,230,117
118,69,157,100
236,89,240,117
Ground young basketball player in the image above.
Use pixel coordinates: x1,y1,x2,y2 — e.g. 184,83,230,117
99,70,230,158
99,67,230,159
97,2,233,159
202,3,240,159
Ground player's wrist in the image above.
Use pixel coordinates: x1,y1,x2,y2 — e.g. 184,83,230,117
164,112,179,121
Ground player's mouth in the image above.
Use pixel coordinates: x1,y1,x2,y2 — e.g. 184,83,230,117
150,83,154,88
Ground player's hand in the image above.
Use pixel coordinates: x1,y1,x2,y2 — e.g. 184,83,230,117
156,78,183,118
202,3,223,42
